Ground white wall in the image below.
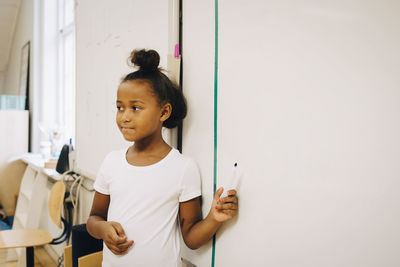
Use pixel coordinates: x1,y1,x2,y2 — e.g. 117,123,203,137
74,0,169,177
0,110,28,167
182,1,400,266
1,0,37,153
3,0,33,95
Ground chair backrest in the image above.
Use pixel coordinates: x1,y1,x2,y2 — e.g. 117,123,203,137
72,223,103,267
78,251,103,267
48,181,66,228
64,245,73,267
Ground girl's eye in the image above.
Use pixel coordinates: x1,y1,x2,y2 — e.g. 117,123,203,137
132,106,141,111
117,106,123,111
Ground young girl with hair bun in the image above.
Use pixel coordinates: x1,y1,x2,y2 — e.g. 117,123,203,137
86,49,238,266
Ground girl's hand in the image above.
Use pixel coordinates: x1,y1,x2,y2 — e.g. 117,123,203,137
210,187,238,222
100,221,134,255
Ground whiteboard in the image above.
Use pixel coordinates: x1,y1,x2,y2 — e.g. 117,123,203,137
75,0,169,177
182,0,400,266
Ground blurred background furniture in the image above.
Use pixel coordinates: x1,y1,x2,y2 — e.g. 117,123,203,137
0,110,29,168
0,160,27,221
0,181,70,267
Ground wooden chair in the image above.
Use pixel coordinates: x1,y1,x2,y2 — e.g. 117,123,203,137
63,223,103,267
0,181,70,267
64,246,103,267
64,245,73,267
78,251,103,267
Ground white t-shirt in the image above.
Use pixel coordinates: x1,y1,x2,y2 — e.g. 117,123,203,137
93,147,201,267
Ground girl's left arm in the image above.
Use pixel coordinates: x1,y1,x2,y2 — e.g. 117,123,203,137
179,187,238,249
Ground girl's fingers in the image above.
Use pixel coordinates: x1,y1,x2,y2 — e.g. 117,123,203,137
110,221,127,241
213,187,224,201
213,189,238,222
106,240,134,255
227,189,237,196
108,246,129,255
105,243,125,255
117,240,134,251
112,249,125,255
215,208,237,219
219,196,238,204
216,202,238,210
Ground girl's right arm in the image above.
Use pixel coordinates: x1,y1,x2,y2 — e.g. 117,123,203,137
86,191,111,238
87,192,134,255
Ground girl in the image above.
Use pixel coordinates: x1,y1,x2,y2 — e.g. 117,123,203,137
87,49,238,267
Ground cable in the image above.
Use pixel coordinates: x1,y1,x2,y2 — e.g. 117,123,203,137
59,170,95,225
61,170,95,192
72,176,84,225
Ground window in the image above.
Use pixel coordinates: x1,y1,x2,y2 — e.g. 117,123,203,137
58,0,75,146
32,0,76,154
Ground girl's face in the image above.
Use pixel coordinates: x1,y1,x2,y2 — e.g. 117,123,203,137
116,80,170,142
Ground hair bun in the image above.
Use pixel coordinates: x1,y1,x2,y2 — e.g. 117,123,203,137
130,49,160,71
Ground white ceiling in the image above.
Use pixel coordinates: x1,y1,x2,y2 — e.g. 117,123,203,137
0,0,21,72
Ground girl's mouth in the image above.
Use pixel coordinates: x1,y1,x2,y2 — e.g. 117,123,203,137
121,127,134,131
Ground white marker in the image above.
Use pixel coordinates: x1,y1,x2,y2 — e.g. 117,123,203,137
221,163,242,198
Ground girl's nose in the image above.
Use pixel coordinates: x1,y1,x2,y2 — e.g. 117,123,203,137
121,110,131,122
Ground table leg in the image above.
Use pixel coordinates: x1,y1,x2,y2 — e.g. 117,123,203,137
26,246,34,267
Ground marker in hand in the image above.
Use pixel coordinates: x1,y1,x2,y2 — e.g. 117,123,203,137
221,163,242,198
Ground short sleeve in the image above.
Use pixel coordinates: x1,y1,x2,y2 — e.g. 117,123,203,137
179,158,202,202
93,158,110,195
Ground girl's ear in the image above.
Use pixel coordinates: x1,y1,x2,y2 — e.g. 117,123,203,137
160,103,172,122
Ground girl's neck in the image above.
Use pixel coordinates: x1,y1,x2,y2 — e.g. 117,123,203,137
131,135,170,155
126,136,172,167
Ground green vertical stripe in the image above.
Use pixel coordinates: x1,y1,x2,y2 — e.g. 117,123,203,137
211,0,218,266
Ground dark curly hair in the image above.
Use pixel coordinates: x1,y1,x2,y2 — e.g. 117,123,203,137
121,49,186,129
